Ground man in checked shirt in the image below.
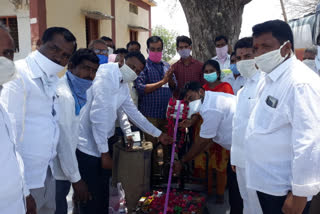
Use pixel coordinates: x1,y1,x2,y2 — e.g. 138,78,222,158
135,36,176,175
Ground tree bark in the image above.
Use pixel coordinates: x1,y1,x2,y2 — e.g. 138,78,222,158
179,0,252,62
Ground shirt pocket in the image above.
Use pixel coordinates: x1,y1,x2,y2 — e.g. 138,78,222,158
257,100,287,132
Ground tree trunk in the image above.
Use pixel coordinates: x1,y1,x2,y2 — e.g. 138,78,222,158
179,0,252,62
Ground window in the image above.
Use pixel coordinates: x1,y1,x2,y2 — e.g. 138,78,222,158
0,16,19,52
130,30,138,41
85,17,99,47
129,3,138,15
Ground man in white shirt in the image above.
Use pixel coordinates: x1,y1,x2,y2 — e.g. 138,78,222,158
77,51,172,213
1,27,77,214
53,48,99,214
246,19,320,214
222,52,246,95
303,46,318,74
212,35,231,70
230,37,264,214
174,81,236,172
0,23,31,214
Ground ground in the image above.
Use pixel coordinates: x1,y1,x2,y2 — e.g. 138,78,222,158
67,189,231,214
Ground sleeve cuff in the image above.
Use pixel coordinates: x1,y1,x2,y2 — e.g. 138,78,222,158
69,172,81,183
23,187,30,197
292,182,320,197
97,142,109,154
152,129,162,138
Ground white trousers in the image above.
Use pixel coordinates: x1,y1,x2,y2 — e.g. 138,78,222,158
236,166,263,214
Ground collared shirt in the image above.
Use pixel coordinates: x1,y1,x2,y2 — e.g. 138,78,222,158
53,76,81,183
199,91,236,150
135,59,174,119
231,71,265,168
1,51,60,189
78,63,162,157
245,57,320,197
212,54,231,70
222,73,246,95
171,57,205,97
0,102,26,212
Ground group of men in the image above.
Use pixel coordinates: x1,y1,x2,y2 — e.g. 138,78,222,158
1,17,320,214
173,19,320,214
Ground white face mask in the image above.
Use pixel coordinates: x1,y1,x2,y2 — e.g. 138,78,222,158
187,99,202,119
236,59,258,79
254,41,290,73
108,47,114,55
0,56,17,85
120,63,137,83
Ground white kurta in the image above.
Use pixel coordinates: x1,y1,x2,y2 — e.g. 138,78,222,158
1,51,60,189
199,91,236,150
245,56,320,197
0,102,26,213
231,70,265,214
78,63,162,157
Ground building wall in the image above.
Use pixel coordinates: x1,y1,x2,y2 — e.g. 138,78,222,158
115,0,150,56
0,2,31,60
46,0,112,49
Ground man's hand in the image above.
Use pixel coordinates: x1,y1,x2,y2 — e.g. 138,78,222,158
162,69,174,84
173,160,183,176
158,133,173,145
72,179,91,203
179,119,193,128
126,135,134,150
231,165,236,173
26,194,37,214
101,152,113,169
179,114,200,128
282,192,307,214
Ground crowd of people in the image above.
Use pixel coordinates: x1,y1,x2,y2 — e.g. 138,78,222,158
1,18,320,214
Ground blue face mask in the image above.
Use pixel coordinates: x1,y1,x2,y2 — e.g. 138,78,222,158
97,54,108,64
204,72,218,83
230,64,240,75
66,71,93,115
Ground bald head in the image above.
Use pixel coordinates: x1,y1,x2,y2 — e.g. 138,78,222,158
0,24,15,60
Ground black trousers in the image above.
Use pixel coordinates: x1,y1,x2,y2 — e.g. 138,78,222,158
227,161,243,214
257,191,311,214
76,149,110,214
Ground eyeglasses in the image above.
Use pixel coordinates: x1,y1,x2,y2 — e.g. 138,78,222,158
93,49,108,55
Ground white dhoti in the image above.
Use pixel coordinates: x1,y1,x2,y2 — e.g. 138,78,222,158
236,166,262,214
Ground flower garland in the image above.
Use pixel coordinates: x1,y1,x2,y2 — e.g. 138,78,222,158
166,98,189,151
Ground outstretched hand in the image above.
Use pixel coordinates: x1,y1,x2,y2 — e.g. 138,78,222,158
158,133,173,145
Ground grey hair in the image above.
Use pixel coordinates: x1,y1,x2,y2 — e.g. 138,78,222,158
88,39,107,49
305,45,317,55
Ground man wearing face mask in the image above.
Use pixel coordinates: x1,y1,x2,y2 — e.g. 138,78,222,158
231,37,264,214
174,81,236,174
53,49,100,214
1,27,77,214
88,39,109,64
245,20,320,214
171,35,205,98
135,36,176,174
212,35,231,70
222,52,246,95
303,46,317,74
0,23,31,214
100,36,115,55
77,51,173,213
